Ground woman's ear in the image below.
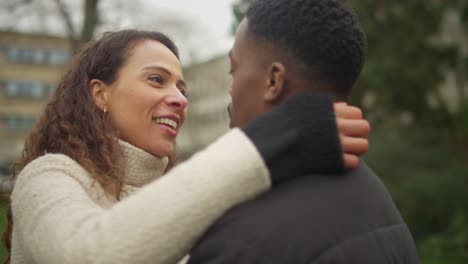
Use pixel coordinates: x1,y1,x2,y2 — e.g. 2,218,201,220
89,79,110,111
264,62,287,103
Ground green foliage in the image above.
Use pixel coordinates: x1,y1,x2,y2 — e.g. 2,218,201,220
364,120,468,261
231,0,252,33
456,102,468,140
353,7,468,260
419,210,468,261
347,0,465,123
0,201,7,261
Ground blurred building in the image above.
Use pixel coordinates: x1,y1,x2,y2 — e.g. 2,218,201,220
0,30,71,174
178,55,232,159
0,30,229,172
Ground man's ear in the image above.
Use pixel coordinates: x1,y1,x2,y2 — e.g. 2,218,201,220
264,62,287,103
89,79,110,111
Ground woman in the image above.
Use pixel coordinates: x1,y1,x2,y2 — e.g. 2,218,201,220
4,30,369,264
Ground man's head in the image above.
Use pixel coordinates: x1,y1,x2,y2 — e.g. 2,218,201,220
228,0,367,128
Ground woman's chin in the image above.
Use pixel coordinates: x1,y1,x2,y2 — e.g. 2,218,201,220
147,144,174,158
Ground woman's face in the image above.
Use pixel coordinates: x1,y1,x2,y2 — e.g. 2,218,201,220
100,40,187,157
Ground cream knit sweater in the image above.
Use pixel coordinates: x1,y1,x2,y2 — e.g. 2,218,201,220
10,129,271,264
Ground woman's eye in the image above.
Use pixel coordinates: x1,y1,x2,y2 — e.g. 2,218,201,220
179,88,187,97
148,75,163,83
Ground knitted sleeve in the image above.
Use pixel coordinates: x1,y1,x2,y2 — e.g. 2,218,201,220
11,129,270,264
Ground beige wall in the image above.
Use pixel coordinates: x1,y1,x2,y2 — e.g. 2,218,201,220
0,31,70,164
178,55,232,158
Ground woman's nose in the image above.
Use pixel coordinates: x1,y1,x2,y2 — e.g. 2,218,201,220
166,89,188,110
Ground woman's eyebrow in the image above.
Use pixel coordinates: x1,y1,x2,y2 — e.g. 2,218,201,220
143,65,172,76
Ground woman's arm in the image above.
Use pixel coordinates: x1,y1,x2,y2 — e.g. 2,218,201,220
12,129,269,264
11,94,367,264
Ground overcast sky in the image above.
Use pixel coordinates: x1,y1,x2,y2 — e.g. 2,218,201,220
148,0,237,63
0,0,238,64
151,0,236,44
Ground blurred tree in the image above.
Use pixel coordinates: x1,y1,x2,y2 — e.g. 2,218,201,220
0,0,100,53
348,0,468,153
365,118,468,262
53,0,99,52
231,0,251,34
0,0,202,61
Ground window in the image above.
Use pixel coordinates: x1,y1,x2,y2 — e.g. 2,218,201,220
47,50,70,66
0,116,36,131
29,82,45,98
6,46,45,64
2,80,53,99
6,46,20,61
31,49,46,64
6,46,69,65
5,81,18,95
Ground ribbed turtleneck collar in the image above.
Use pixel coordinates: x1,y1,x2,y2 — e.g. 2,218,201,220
118,140,169,187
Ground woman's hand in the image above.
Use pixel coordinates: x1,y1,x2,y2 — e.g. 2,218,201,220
334,102,371,170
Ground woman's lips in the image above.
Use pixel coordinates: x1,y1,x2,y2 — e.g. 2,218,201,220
154,122,178,136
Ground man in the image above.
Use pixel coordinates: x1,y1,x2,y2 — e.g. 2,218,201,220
187,0,419,263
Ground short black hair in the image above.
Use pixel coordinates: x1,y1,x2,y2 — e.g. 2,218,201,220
246,0,367,98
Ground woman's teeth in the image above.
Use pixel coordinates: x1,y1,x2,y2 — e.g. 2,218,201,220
153,118,177,130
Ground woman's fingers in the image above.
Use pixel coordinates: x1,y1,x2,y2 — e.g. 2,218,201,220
334,102,363,119
337,118,371,138
343,153,360,170
334,102,371,167
340,135,369,155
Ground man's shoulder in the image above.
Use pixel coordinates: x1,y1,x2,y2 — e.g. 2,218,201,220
212,161,401,230
192,162,414,263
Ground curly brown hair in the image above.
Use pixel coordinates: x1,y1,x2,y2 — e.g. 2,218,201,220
2,30,180,263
